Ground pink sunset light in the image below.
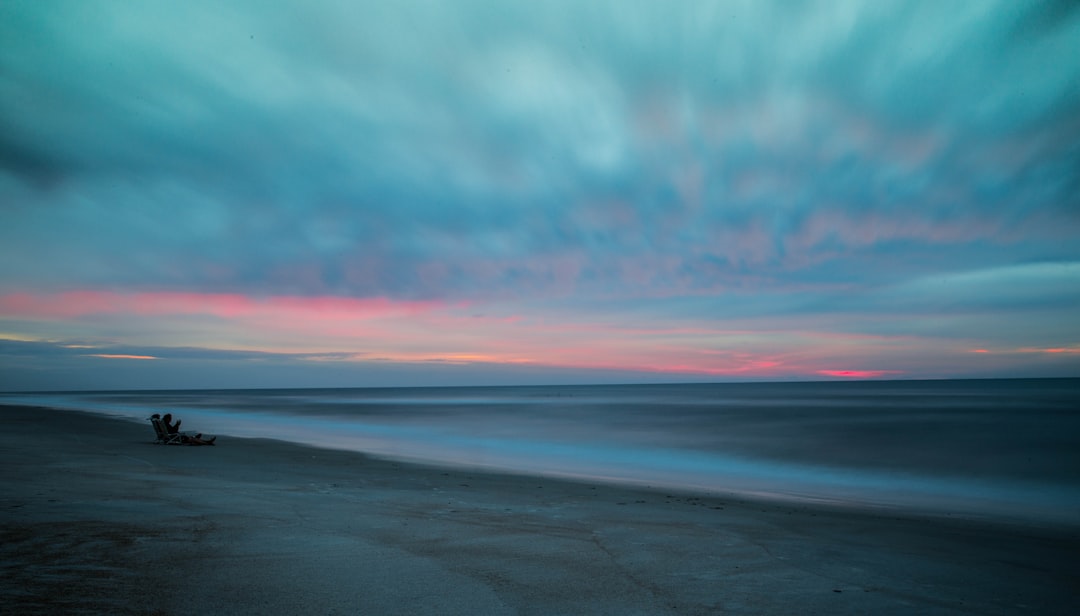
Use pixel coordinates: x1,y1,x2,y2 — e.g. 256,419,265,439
0,288,941,381
816,370,901,379
0,291,448,321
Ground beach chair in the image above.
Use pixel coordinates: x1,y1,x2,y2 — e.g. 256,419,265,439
150,416,183,445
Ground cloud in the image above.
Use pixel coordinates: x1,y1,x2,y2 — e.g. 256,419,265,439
3,2,1077,297
0,291,445,320
873,262,1080,315
1,1,1078,387
816,370,902,378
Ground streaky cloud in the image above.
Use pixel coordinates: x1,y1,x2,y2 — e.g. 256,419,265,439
1,1,1078,387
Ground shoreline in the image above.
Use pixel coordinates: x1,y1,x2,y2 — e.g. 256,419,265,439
7,390,1077,530
3,403,1079,614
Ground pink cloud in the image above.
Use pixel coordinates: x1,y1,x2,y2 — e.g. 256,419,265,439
0,290,987,381
817,370,902,378
1019,347,1080,355
0,291,446,321
788,209,1002,256
969,346,1080,356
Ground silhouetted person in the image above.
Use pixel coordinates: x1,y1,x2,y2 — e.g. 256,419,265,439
162,413,181,434
159,412,216,445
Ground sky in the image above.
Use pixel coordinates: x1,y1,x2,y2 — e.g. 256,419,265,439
1,0,1079,391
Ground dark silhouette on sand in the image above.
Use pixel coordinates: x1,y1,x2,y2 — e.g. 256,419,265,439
154,413,216,445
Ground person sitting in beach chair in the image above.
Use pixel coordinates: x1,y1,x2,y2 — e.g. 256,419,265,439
162,412,182,434
149,414,183,444
151,413,216,446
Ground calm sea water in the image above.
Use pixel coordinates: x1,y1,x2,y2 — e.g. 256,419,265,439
5,379,1079,525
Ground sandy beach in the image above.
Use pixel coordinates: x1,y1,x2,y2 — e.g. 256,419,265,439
2,404,1077,615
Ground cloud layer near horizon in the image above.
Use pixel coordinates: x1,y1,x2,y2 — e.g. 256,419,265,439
2,0,1079,389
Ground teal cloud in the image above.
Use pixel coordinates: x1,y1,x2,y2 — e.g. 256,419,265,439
1,0,1078,309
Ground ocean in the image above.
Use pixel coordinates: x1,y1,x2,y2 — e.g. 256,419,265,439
5,378,1079,526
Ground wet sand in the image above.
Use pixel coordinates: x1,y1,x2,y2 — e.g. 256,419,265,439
2,404,1078,614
